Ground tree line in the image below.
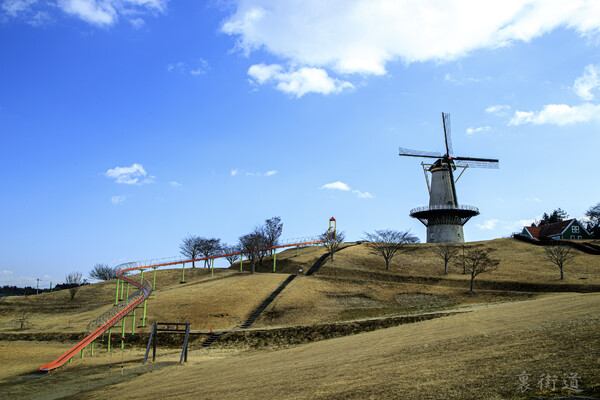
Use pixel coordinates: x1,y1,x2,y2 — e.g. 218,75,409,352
179,216,284,274
1,274,89,297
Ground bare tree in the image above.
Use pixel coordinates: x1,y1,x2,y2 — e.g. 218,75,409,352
320,230,345,262
585,202,600,238
239,229,264,274
544,244,576,280
223,244,241,267
180,235,201,268
432,243,460,275
90,263,118,281
65,271,83,300
263,216,283,248
196,237,223,268
16,311,30,330
462,246,500,292
363,229,419,270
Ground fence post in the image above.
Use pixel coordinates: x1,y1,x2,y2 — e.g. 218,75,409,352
142,299,147,327
120,273,125,300
132,309,136,334
115,278,120,305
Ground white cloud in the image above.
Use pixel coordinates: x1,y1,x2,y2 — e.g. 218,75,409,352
167,62,187,73
129,17,144,29
353,189,373,199
444,73,482,85
466,126,491,135
2,0,167,26
506,219,536,231
509,103,600,126
485,104,511,116
248,63,282,83
168,59,210,76
321,181,351,191
111,195,127,204
231,168,277,176
105,163,153,185
169,181,182,187
509,64,600,126
321,181,373,198
248,64,353,97
190,59,210,75
1,269,13,275
526,196,541,202
57,0,117,26
1,0,36,17
476,219,499,230
573,64,600,100
1,0,51,25
222,0,600,79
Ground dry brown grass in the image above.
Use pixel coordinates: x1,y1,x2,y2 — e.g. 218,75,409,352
1,238,599,399
50,292,600,400
322,238,600,286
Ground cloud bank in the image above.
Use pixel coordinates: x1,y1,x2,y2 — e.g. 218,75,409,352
222,1,600,96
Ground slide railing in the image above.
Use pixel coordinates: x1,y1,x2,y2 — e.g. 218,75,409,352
39,234,332,372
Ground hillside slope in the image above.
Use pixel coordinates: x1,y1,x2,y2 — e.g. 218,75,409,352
80,291,600,399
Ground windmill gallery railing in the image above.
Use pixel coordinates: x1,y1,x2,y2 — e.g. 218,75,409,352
410,204,480,227
39,229,335,372
410,204,480,214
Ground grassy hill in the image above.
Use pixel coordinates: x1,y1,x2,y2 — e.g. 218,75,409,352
1,238,599,399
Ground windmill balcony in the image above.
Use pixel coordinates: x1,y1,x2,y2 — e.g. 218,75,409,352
410,204,479,215
409,204,480,227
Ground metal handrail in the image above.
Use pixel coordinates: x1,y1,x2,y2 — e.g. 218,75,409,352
41,231,332,372
85,277,152,336
410,204,479,214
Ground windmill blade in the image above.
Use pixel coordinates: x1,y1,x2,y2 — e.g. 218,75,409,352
454,158,499,169
399,147,443,158
442,112,454,156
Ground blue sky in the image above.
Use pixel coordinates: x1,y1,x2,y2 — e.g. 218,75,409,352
1,0,600,287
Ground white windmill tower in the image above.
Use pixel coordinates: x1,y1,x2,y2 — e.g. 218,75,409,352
399,113,499,243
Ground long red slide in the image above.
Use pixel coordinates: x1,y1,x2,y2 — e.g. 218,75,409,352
39,236,330,372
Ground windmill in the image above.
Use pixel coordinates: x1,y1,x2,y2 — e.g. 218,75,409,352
399,113,499,243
